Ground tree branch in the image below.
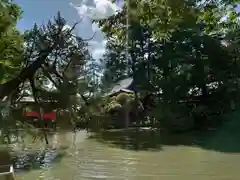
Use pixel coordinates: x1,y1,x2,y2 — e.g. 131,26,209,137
29,78,49,144
0,17,79,100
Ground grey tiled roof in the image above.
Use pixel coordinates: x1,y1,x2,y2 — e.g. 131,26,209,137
107,78,134,96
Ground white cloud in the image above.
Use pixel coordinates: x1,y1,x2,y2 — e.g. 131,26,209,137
69,0,119,60
62,23,106,60
70,0,120,20
88,40,106,59
71,4,93,18
91,0,120,20
102,40,107,46
92,48,105,59
92,22,100,32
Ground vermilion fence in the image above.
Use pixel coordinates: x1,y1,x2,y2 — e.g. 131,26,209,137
23,112,56,120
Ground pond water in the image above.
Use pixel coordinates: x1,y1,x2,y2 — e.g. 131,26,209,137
1,126,240,180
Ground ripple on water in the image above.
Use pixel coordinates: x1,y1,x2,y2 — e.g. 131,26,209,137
7,130,240,180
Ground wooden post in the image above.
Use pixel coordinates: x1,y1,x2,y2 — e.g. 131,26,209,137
39,106,48,144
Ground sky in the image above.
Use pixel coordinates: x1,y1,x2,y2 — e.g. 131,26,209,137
14,0,123,60
14,0,239,62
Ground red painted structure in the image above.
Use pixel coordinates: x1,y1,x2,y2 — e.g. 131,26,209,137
24,111,56,120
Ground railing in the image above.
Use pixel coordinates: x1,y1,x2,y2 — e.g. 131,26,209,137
23,112,56,120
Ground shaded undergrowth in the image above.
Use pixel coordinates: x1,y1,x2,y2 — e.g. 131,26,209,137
90,108,240,153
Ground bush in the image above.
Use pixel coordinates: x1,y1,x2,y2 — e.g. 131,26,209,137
115,93,134,105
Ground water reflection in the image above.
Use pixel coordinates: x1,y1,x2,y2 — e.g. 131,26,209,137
91,128,205,151
1,129,240,180
12,148,65,172
92,125,240,153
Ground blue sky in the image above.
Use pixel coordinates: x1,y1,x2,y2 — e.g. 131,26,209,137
15,0,237,61
14,0,121,60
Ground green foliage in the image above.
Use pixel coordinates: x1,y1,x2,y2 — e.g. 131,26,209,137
0,0,22,33
102,92,134,112
96,0,240,131
115,92,134,105
17,12,96,111
2,0,240,132
0,0,24,83
105,100,122,112
0,2,101,134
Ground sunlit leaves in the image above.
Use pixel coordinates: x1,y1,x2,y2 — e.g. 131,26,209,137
0,1,24,83
0,0,22,34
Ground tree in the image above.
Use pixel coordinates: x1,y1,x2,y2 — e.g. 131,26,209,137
0,10,93,105
0,0,24,140
96,0,240,131
0,0,24,84
0,1,101,142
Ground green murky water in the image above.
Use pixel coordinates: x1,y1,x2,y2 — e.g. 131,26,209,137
1,126,239,180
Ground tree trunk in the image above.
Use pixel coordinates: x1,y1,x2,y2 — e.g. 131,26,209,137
0,46,55,100
124,106,129,129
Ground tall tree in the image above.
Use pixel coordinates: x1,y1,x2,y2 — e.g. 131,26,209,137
97,0,240,131
0,0,24,84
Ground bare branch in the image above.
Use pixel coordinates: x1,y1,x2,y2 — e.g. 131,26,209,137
41,65,61,89
0,14,89,101
69,19,83,34
63,58,74,74
44,62,64,80
72,31,96,42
